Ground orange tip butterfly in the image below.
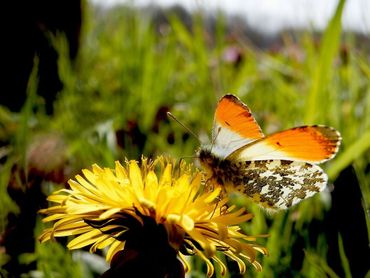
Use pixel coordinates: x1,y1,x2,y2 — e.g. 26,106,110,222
198,94,341,211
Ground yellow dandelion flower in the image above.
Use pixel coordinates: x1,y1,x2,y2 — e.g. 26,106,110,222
39,157,268,277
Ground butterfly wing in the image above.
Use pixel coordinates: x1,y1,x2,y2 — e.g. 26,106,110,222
228,125,341,164
202,94,341,210
223,159,328,210
211,94,264,158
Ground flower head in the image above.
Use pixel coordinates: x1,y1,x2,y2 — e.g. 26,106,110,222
39,157,267,277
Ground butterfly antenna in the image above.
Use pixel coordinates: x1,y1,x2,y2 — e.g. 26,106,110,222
167,112,200,143
210,126,221,152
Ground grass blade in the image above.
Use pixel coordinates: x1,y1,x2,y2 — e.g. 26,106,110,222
304,0,346,123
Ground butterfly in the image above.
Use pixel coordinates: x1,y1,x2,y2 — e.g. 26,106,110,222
198,94,341,211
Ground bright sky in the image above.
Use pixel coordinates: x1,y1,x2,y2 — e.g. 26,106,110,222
90,0,369,34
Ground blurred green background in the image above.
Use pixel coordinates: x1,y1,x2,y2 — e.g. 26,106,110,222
1,0,369,277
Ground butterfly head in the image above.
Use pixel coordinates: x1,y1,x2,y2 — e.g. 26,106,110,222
196,145,220,174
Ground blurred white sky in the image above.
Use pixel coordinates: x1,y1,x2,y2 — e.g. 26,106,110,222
90,0,369,34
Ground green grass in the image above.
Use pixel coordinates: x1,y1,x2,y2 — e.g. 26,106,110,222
1,0,369,277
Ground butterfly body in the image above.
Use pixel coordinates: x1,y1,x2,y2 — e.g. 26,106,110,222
199,94,341,211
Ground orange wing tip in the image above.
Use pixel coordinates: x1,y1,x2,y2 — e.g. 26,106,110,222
215,94,264,140
302,125,342,161
312,125,342,145
230,125,342,164
216,95,252,122
263,125,341,163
